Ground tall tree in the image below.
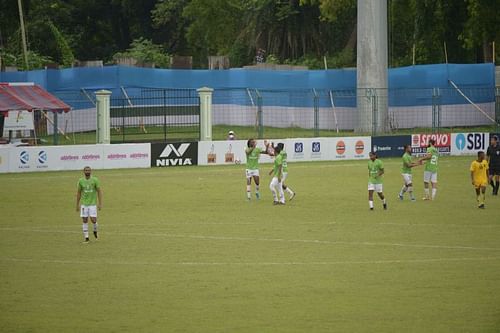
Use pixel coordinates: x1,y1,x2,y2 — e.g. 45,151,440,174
461,0,500,62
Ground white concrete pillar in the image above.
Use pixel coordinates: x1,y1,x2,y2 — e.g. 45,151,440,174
356,0,388,133
95,90,111,144
198,87,213,141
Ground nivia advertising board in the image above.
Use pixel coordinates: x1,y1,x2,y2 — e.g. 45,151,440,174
151,142,198,167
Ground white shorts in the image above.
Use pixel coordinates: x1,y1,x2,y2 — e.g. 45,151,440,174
402,173,413,185
368,183,383,193
281,172,288,183
423,171,438,183
246,169,260,178
270,176,281,188
80,205,97,218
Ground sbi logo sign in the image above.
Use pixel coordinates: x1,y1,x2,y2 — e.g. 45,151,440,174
455,133,486,151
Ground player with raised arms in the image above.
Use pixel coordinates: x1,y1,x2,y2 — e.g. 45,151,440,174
368,151,387,210
398,144,420,201
470,151,489,208
245,138,270,200
76,166,102,243
269,144,285,205
419,138,439,200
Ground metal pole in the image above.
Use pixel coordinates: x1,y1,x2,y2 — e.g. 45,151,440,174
53,112,58,145
163,89,167,142
256,90,263,139
313,89,319,137
17,0,29,70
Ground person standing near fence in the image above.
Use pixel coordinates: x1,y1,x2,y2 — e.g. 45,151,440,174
486,135,500,195
76,166,102,243
470,151,489,208
420,139,439,201
368,151,387,210
245,139,269,200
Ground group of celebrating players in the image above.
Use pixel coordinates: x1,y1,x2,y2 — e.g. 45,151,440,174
73,135,499,243
245,139,295,205
244,135,500,210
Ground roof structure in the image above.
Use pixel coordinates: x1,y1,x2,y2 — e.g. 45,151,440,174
0,83,71,113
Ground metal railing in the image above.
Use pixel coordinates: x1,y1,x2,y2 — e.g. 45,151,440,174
5,86,497,146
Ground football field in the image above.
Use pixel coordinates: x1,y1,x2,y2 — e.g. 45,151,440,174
1,156,499,332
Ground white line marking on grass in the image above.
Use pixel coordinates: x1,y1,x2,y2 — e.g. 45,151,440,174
2,256,500,267
5,221,499,229
2,227,500,252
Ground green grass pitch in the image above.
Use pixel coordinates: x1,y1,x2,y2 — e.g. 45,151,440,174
1,156,499,332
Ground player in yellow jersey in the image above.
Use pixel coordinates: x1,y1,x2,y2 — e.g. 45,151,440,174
470,151,489,209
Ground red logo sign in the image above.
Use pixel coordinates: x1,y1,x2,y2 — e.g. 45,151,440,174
336,141,346,155
355,140,364,154
411,133,451,148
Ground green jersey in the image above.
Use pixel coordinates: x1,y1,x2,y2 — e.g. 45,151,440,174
424,146,438,173
78,177,100,206
246,147,262,170
280,151,288,173
273,153,283,177
401,152,413,174
368,159,384,184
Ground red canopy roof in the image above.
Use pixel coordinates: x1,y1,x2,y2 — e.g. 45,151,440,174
0,83,71,113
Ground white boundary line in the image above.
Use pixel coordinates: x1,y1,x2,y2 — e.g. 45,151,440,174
1,256,499,267
3,221,499,228
1,227,499,252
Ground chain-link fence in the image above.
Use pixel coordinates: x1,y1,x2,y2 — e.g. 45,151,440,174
9,86,498,145
212,87,499,139
110,89,199,143
34,88,200,145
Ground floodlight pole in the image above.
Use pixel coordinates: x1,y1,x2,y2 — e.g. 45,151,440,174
356,0,388,134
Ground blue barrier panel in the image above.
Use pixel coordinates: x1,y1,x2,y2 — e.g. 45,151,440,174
372,135,412,158
1,63,494,107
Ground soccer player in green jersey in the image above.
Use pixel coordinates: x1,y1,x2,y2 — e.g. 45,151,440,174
368,151,387,210
245,138,269,200
419,139,439,200
269,144,285,205
76,166,102,243
398,144,420,201
276,143,295,201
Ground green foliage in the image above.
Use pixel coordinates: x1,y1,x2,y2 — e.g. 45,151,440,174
151,0,191,54
259,48,354,70
0,48,52,70
0,0,496,69
183,0,243,58
113,38,170,68
47,21,75,67
460,0,499,61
